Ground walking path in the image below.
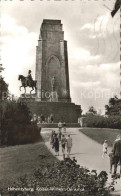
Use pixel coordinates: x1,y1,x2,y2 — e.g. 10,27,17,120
41,128,121,195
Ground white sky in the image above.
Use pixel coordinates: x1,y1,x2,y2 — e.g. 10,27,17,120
0,0,120,114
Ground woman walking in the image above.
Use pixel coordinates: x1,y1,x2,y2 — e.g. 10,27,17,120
50,130,54,146
53,134,59,156
58,129,62,142
50,131,56,148
61,135,67,160
66,134,72,157
63,122,66,133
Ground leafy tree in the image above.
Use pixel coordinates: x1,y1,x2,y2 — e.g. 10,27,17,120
0,64,9,100
0,64,4,73
0,77,9,100
0,66,9,145
105,95,121,116
87,106,97,115
1,100,40,146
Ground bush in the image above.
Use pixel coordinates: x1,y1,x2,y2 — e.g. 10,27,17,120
84,115,121,129
1,101,41,146
6,158,113,196
5,123,40,146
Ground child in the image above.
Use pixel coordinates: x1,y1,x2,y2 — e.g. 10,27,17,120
102,140,108,158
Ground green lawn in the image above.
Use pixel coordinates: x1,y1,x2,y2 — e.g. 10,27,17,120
80,128,121,147
0,141,57,195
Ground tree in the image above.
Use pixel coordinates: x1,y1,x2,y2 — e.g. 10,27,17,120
87,106,97,115
0,64,8,100
1,101,40,145
0,64,4,73
105,95,121,116
0,77,9,100
0,65,9,145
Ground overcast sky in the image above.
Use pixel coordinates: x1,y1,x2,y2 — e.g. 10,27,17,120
1,0,120,114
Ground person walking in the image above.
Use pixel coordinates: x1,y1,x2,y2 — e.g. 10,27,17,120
63,122,66,133
50,114,54,123
58,121,62,132
112,134,121,175
102,140,108,158
61,135,66,160
51,131,56,149
50,130,54,146
109,150,115,174
41,114,45,123
58,129,62,142
66,134,72,157
53,134,59,156
47,116,50,123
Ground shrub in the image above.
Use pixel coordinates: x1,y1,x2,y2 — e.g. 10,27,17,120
84,115,121,129
1,101,41,146
6,159,113,196
5,123,40,146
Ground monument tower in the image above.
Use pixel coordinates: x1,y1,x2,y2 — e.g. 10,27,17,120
21,19,81,123
36,19,71,102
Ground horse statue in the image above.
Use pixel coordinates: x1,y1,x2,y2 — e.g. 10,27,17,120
18,75,37,94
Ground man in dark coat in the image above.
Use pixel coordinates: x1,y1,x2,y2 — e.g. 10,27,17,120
112,135,121,175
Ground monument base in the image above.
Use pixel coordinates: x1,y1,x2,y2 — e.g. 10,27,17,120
19,98,81,123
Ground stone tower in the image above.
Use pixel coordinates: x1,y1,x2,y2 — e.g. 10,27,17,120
36,19,71,102
20,19,81,123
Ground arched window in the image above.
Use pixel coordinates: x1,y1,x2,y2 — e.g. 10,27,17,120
46,55,60,67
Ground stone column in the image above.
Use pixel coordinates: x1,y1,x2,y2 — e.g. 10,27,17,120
35,39,43,101
60,40,66,101
64,40,71,102
60,40,71,102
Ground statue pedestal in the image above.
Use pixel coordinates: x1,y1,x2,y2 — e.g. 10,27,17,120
19,98,81,123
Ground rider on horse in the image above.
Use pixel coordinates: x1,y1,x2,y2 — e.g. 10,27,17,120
18,71,37,94
27,70,33,87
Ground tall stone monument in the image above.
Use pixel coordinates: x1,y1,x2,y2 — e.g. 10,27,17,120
36,19,71,102
21,19,81,123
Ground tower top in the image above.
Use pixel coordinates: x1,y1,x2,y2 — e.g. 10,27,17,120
42,19,62,25
40,19,63,33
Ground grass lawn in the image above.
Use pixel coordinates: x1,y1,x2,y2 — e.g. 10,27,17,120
80,128,121,147
0,140,58,195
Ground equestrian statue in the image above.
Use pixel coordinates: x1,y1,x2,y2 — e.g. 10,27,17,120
18,70,37,94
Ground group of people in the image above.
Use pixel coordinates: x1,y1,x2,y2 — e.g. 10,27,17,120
32,113,54,124
102,134,121,175
39,113,54,124
50,129,72,159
